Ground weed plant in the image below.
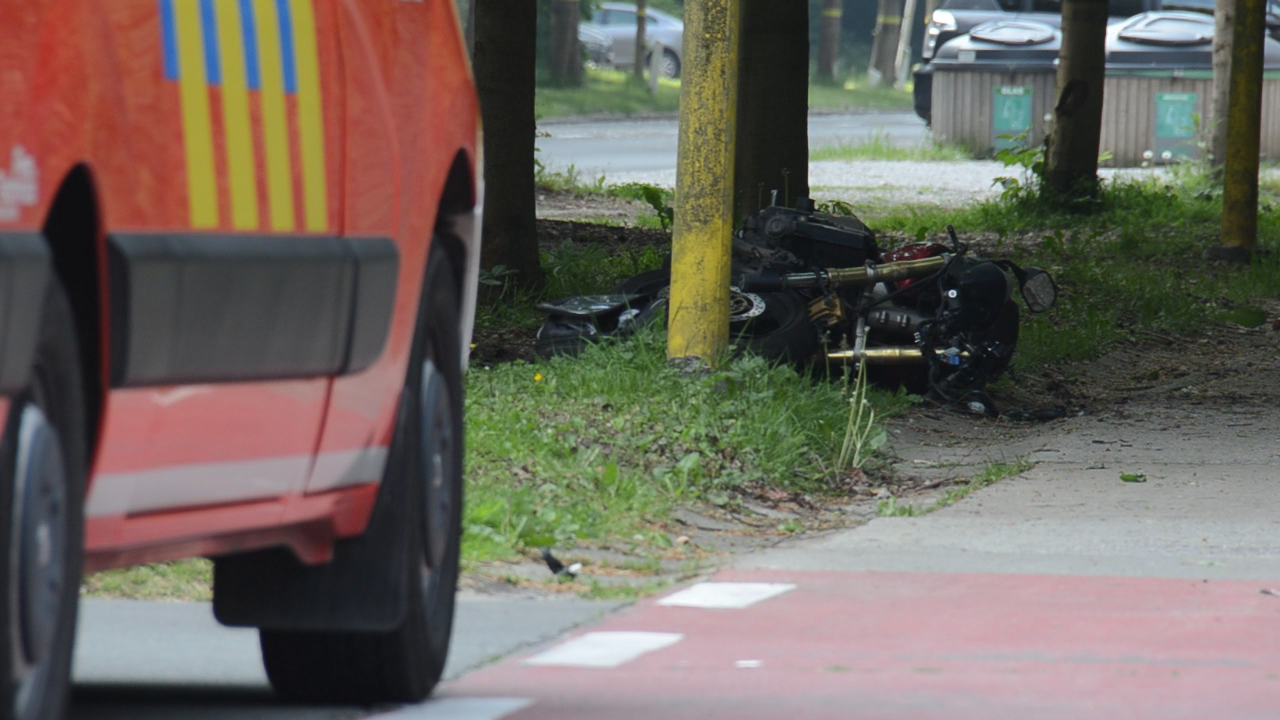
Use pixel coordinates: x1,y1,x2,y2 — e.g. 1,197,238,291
464,326,906,562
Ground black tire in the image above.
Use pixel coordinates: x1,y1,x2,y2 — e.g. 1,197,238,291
0,281,87,720
616,268,818,365
613,268,669,300
660,49,681,79
260,244,463,704
729,291,819,365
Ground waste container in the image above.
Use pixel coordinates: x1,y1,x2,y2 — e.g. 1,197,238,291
930,20,1062,155
1101,11,1280,165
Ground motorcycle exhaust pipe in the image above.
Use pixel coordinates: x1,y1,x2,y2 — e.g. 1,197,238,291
827,347,970,365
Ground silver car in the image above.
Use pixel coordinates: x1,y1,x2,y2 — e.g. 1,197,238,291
592,2,685,78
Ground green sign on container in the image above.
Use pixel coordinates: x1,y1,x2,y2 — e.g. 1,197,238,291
993,86,1033,150
1154,92,1198,161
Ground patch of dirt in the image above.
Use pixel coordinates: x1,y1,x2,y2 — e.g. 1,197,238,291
464,196,1280,597
535,189,653,225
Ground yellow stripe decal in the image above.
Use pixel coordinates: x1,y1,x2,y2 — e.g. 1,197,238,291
289,0,329,233
251,0,296,231
173,1,220,228
215,0,260,230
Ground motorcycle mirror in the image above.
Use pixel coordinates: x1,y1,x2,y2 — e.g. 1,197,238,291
1020,269,1058,313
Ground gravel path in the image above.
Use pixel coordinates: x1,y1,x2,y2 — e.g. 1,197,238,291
601,160,1279,211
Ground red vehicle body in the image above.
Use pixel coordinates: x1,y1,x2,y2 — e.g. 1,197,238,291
0,0,481,714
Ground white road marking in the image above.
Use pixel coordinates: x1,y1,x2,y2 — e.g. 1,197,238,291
657,582,797,609
524,631,683,668
736,659,764,669
369,697,533,719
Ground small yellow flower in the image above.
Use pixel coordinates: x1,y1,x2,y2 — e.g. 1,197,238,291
534,373,544,383
470,343,477,350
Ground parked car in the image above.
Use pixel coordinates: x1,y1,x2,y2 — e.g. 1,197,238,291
580,21,615,68
0,0,481,715
592,2,685,78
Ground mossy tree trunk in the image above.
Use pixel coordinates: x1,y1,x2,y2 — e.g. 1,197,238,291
1042,0,1108,199
635,0,648,81
1218,0,1267,258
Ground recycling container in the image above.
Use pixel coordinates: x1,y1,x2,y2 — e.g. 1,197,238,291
930,20,1062,155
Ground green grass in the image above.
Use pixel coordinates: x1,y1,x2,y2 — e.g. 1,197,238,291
808,77,915,114
535,70,915,120
536,69,682,120
932,459,1035,511
866,165,1280,370
464,327,911,563
811,133,970,163
83,559,213,601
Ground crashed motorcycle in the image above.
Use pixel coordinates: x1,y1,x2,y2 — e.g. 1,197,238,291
535,198,1057,412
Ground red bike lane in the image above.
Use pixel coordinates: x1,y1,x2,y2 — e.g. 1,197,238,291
437,569,1280,719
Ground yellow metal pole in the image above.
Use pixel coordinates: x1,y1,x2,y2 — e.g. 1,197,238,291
1218,0,1265,260
668,0,741,367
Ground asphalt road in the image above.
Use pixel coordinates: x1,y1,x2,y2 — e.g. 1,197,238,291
71,401,1280,719
70,594,624,720
536,112,928,181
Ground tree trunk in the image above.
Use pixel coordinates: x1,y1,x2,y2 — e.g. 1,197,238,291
635,0,648,81
867,0,903,88
474,0,545,289
817,0,842,83
735,0,810,218
1210,0,1234,171
1042,0,1108,199
894,0,918,88
549,0,582,86
1218,0,1266,257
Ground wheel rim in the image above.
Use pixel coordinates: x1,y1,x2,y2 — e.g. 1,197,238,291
661,52,679,78
417,359,454,575
10,403,68,716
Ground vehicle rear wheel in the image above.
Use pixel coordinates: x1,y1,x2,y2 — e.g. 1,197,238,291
260,245,463,704
660,49,681,79
0,280,86,720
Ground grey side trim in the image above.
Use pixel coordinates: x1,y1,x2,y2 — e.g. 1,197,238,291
0,232,50,393
108,234,398,387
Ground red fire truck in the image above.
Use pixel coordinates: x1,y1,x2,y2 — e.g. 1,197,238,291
0,0,481,714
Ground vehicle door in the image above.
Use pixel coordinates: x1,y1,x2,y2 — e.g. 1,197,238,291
599,7,640,66
299,0,403,499
88,0,345,535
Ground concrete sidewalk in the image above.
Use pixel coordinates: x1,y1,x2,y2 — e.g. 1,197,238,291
738,401,1280,581
438,399,1280,719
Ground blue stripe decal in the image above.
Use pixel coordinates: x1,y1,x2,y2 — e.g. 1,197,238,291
239,0,261,90
160,0,179,81
276,0,298,94
200,0,222,85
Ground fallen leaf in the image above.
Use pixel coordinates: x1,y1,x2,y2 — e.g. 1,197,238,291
1120,473,1147,483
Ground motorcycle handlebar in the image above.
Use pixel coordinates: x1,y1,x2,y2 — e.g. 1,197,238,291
739,255,949,292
